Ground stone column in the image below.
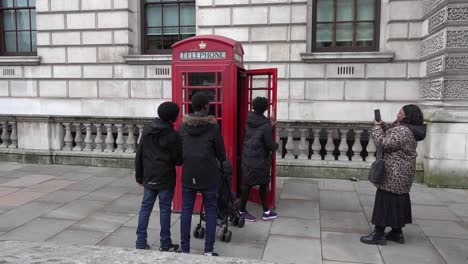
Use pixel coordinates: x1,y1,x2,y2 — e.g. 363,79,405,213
420,0,468,187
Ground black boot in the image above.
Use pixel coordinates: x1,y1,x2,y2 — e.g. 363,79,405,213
386,228,405,244
360,226,387,245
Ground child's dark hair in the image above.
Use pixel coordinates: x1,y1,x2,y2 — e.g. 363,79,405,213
157,102,180,122
402,104,424,126
191,92,210,112
252,97,269,114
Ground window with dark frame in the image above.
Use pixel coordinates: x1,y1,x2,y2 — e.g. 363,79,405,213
0,0,36,55
313,0,379,52
142,0,195,54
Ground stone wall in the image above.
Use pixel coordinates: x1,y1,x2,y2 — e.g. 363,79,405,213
419,0,468,187
197,0,424,122
0,0,424,122
0,0,170,118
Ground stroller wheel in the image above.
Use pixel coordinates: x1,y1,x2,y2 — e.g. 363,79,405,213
198,227,205,239
222,229,232,243
237,216,245,228
232,215,239,226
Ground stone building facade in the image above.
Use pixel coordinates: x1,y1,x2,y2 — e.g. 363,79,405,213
0,0,467,187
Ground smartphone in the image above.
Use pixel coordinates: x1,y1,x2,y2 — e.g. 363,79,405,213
374,109,381,122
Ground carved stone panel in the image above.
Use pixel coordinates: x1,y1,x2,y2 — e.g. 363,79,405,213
447,6,468,21
446,29,468,48
429,7,447,33
423,0,446,17
421,31,445,58
420,79,443,99
443,80,468,99
445,56,468,72
426,56,445,74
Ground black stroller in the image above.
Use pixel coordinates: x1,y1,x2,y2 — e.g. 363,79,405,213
193,160,246,243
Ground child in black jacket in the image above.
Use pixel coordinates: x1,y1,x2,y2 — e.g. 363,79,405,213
135,102,182,251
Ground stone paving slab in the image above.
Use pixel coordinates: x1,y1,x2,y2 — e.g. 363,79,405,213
47,229,110,246
317,179,355,192
80,187,129,202
322,232,384,264
320,211,371,234
262,235,322,264
64,176,116,191
44,200,109,220
429,237,468,264
413,205,461,221
275,199,320,220
270,217,320,238
280,181,319,200
0,202,62,232
37,189,90,204
0,217,76,242
0,190,46,206
416,219,468,240
71,212,135,233
0,174,55,188
319,190,362,212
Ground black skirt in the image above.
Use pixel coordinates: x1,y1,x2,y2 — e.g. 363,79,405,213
371,189,412,228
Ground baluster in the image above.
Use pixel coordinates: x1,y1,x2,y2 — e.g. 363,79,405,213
325,129,335,161
115,124,124,153
10,121,17,148
276,128,282,158
126,124,136,153
94,124,104,152
298,128,309,159
73,123,83,151
367,131,376,162
137,125,144,144
285,128,295,159
104,124,115,152
63,123,73,150
352,129,363,162
338,129,349,161
0,121,9,148
83,123,93,151
311,128,322,160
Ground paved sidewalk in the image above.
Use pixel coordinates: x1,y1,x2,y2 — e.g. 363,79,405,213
0,162,467,264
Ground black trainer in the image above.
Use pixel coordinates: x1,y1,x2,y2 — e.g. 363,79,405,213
386,230,405,244
159,244,180,252
136,244,151,250
360,231,387,245
204,252,219,256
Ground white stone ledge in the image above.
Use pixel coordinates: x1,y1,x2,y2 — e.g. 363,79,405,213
0,241,268,264
0,56,41,66
300,52,395,63
124,55,172,65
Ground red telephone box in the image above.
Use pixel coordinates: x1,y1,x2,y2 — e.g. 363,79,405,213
171,35,277,212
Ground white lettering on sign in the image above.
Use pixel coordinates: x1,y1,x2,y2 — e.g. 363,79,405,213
180,51,227,60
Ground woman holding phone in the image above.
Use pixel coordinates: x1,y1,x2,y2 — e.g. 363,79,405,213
361,105,426,245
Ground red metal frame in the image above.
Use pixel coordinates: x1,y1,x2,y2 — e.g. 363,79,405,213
171,35,277,211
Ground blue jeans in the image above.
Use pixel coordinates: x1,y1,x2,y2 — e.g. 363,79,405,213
180,187,218,253
136,187,174,249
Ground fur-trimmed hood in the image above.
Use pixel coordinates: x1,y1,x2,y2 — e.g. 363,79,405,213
182,112,217,136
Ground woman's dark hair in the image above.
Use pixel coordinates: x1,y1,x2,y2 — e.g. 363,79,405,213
191,92,210,112
252,97,269,114
402,104,424,126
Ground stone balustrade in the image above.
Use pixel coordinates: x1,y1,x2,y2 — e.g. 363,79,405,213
0,115,425,180
277,121,377,163
0,117,17,149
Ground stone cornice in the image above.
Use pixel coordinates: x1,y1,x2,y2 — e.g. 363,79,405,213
0,56,41,66
300,52,394,63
